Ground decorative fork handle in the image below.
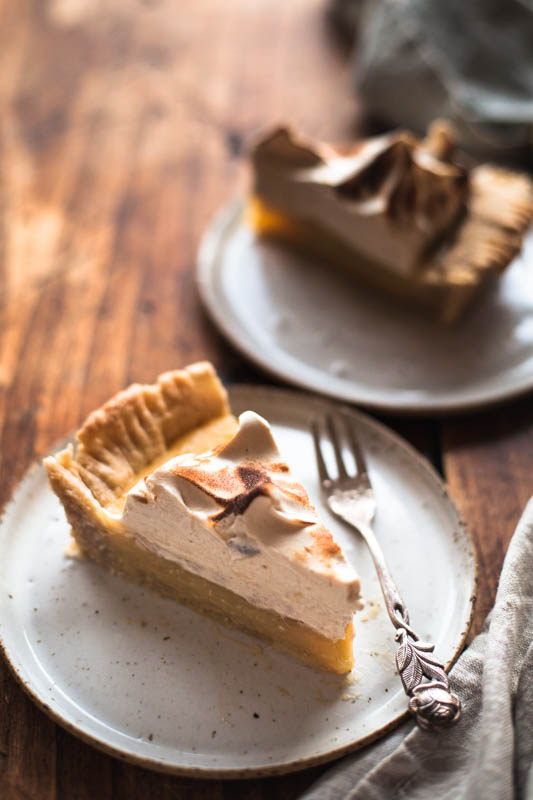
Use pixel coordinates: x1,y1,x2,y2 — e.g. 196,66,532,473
358,521,462,731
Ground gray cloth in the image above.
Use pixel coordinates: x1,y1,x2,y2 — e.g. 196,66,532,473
302,498,533,800
330,0,533,162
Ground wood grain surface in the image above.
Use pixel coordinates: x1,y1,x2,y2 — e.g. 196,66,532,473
0,1,530,798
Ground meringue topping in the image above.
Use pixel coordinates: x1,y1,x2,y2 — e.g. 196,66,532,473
118,411,362,640
251,124,468,277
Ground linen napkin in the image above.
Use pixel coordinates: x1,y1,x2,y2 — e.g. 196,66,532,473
330,0,533,162
302,498,533,800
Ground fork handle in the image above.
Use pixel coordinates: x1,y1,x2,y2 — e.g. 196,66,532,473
358,522,414,636
357,521,462,731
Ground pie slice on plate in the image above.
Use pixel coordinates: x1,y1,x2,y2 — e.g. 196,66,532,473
44,363,362,674
249,121,533,323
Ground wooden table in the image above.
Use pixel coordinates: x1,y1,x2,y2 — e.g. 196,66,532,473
1,1,531,797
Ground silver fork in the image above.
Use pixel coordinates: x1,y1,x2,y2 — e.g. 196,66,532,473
312,412,461,731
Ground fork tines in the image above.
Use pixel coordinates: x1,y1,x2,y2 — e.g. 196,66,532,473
311,412,368,483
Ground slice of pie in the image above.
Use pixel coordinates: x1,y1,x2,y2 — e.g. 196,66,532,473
44,362,362,674
249,121,533,323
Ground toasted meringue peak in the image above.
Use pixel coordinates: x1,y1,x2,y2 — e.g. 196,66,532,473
421,119,459,161
215,410,280,462
253,126,325,168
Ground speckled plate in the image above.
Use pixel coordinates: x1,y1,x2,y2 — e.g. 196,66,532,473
198,200,533,414
0,387,476,777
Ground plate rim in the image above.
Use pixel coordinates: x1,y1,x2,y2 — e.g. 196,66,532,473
0,387,478,778
197,198,533,416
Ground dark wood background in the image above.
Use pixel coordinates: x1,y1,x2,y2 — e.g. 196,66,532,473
1,1,532,797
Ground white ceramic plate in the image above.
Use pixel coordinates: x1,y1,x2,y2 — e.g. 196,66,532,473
0,387,476,777
198,200,533,414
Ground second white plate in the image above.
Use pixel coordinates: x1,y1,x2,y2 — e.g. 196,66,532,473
198,200,533,414
0,387,476,776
